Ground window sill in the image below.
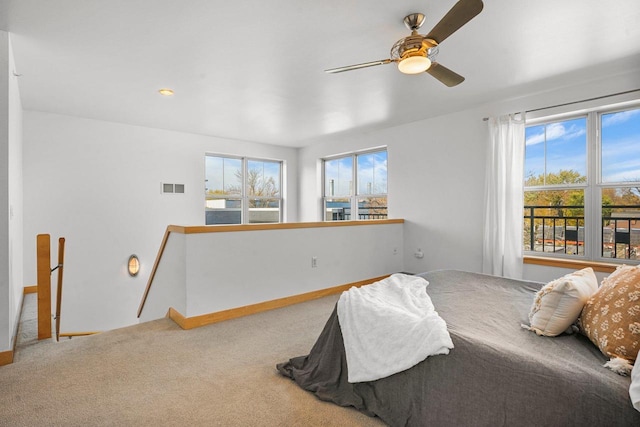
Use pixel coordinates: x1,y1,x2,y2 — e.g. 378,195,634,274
523,256,622,273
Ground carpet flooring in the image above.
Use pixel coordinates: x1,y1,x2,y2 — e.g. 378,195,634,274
0,294,384,426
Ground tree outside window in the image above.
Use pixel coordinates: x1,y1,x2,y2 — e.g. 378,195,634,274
205,155,283,224
523,105,640,261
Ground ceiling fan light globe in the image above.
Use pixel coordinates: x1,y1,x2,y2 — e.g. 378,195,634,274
398,56,431,74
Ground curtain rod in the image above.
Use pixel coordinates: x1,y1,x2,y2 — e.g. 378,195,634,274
481,88,640,121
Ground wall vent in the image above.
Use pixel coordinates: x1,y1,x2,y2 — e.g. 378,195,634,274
161,183,185,194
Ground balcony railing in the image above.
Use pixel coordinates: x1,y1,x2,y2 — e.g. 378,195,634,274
326,207,388,221
524,205,640,260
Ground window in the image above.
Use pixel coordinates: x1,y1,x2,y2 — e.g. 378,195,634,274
205,155,282,225
323,149,387,221
523,104,640,262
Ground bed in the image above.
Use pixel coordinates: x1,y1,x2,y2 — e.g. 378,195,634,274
277,270,640,426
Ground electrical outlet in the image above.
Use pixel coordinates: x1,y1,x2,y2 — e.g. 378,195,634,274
311,256,318,268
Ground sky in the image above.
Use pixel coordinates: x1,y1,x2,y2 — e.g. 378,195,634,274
601,108,640,183
525,106,640,184
205,156,281,195
324,151,388,197
205,151,387,200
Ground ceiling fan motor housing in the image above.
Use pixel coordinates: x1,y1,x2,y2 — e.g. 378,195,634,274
391,34,438,62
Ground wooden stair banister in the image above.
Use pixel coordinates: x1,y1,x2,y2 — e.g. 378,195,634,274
137,227,172,318
36,234,66,341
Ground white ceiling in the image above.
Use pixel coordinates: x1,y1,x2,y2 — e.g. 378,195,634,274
2,0,640,147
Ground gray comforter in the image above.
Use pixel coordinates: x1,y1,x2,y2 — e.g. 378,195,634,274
277,270,640,426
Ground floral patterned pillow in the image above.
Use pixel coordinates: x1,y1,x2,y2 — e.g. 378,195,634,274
579,265,640,374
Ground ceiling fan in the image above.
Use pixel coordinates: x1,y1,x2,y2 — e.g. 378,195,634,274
325,0,484,87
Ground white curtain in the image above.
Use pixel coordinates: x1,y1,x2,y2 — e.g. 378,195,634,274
482,114,525,279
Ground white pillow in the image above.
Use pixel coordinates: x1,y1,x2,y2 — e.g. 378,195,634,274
632,351,640,411
524,267,598,337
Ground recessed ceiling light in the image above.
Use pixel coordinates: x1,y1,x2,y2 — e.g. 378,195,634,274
158,88,174,96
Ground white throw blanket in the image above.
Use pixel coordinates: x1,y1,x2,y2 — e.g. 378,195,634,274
337,273,453,383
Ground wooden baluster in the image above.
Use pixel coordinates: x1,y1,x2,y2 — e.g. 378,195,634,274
36,234,52,340
55,238,65,342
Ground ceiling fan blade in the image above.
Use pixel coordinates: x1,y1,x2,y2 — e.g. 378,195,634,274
325,59,392,73
425,0,483,44
426,62,465,87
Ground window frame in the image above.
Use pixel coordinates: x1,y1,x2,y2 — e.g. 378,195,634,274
322,148,388,221
523,101,640,264
205,154,283,225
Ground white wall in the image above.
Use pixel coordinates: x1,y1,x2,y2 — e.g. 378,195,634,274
298,109,487,275
0,31,10,352
523,264,610,285
0,31,23,354
139,222,404,322
7,34,23,351
22,112,298,333
298,67,640,282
